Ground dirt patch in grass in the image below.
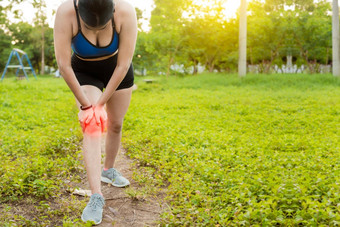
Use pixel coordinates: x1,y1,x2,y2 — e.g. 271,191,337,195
0,134,167,226
71,134,168,226
0,193,86,226
100,149,166,226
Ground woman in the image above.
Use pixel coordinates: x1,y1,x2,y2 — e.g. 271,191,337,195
54,0,137,224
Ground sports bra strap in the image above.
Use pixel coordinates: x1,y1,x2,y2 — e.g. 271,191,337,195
73,0,82,32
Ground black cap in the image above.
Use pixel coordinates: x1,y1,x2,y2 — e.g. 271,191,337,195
78,0,114,28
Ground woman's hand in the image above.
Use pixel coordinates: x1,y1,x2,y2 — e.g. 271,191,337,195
93,105,108,133
78,107,94,132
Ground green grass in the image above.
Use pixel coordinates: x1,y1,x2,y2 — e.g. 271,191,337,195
1,73,340,225
125,73,340,225
0,77,86,225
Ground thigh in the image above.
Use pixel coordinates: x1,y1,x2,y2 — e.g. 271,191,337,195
72,54,107,91
106,87,133,122
75,85,103,108
74,72,105,92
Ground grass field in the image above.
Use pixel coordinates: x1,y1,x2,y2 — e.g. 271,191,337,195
1,73,340,225
0,76,86,225
126,73,340,225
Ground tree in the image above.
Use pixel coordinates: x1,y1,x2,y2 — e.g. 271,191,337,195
149,0,192,76
332,0,340,76
0,0,24,70
134,31,158,75
32,0,48,75
7,21,55,71
135,7,144,32
0,0,56,74
292,0,331,73
247,0,285,73
181,2,238,74
0,29,12,70
246,0,331,74
134,0,334,75
239,0,247,77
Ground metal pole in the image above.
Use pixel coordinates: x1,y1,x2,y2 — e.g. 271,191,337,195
332,0,340,76
238,0,247,77
1,50,14,81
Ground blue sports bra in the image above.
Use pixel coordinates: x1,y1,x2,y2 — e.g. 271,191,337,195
71,0,119,59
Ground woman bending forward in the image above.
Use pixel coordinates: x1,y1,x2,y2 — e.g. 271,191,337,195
54,0,137,224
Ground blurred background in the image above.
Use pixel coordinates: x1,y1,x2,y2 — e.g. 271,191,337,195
0,0,334,77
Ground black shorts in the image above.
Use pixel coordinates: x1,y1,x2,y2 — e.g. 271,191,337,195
71,54,134,91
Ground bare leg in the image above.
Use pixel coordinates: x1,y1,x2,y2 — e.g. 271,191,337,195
104,87,133,169
75,85,103,195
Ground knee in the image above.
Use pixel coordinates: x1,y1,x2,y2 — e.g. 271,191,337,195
107,121,123,134
83,118,102,136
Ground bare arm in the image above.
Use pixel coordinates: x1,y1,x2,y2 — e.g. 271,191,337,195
54,2,91,107
96,2,138,106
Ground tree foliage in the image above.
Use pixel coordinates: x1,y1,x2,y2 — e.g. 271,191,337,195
0,0,335,75
0,0,54,74
135,0,333,74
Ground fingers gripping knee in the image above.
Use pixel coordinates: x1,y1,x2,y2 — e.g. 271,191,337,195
83,117,103,137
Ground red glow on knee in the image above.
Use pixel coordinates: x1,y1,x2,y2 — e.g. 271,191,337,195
83,118,102,137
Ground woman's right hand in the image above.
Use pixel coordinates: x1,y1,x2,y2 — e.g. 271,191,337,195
78,107,95,132
93,105,108,133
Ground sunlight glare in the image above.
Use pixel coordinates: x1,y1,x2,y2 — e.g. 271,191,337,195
192,0,241,19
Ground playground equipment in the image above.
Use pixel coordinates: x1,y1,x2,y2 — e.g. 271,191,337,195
1,48,37,81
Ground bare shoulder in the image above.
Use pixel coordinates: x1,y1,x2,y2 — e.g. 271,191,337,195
54,0,78,36
115,0,136,16
55,0,75,20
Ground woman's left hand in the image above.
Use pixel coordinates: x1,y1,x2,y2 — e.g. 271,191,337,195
93,105,108,133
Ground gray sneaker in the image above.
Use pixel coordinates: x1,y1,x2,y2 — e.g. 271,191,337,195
101,168,130,187
81,193,105,225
